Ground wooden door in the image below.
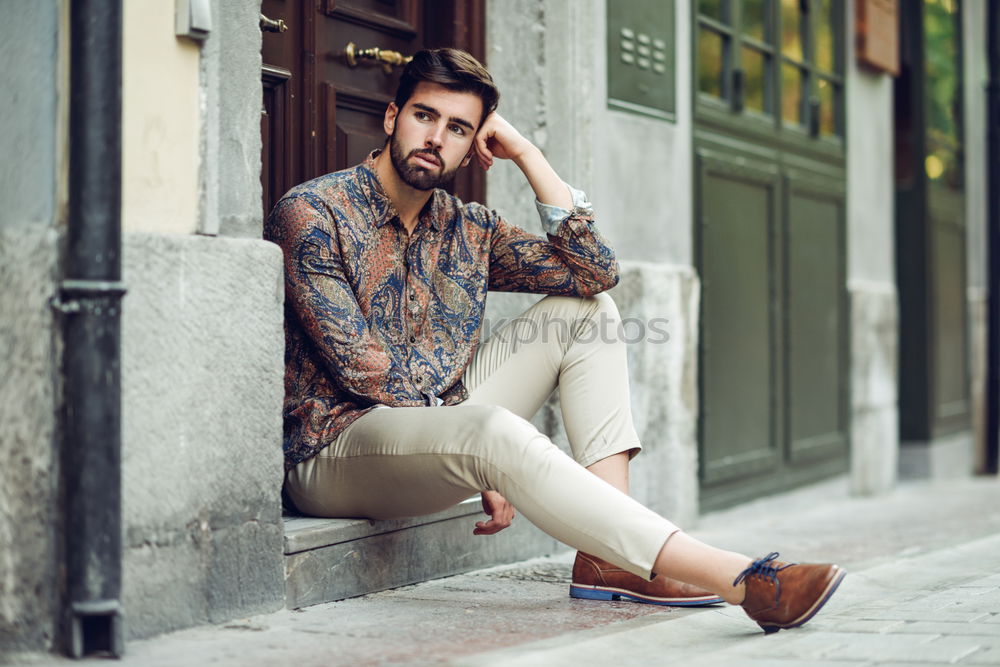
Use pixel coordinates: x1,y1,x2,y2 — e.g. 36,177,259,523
260,0,486,218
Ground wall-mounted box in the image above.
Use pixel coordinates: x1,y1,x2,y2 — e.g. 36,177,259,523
855,0,898,75
176,0,212,42
607,0,675,120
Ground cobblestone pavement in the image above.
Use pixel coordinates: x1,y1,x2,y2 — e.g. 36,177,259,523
459,532,1000,666
8,476,1000,666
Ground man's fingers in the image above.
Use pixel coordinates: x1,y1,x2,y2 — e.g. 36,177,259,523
473,519,501,535
475,134,494,169
473,520,508,535
473,511,514,535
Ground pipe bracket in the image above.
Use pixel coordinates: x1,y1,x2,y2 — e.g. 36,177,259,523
52,279,127,316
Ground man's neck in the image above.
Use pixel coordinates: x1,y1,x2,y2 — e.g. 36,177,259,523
373,149,433,235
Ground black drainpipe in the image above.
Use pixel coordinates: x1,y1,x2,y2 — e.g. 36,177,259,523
988,3,1000,475
58,0,126,657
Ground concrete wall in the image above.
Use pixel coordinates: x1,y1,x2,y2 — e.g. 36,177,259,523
122,0,202,234
121,234,285,639
962,1,989,472
485,0,699,526
844,0,899,496
119,0,285,639
0,0,63,654
200,0,265,237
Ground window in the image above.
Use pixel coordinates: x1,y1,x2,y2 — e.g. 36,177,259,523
696,0,844,138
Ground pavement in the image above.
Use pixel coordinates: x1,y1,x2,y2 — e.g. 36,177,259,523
8,475,1000,666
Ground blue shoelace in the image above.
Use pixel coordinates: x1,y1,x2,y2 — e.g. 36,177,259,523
733,552,786,602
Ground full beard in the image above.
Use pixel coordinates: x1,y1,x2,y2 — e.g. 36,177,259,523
388,131,460,191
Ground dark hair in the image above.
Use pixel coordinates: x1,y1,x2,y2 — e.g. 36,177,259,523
394,48,499,124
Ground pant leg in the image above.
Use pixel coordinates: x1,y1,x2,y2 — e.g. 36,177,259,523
463,292,642,467
285,403,676,578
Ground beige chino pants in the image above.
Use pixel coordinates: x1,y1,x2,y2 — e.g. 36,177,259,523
285,292,679,578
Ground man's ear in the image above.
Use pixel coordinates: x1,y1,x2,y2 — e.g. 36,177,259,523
461,147,474,168
383,102,399,136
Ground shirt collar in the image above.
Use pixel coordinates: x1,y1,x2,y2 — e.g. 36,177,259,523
361,150,443,232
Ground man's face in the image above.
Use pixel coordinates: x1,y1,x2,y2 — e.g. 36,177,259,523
384,82,484,191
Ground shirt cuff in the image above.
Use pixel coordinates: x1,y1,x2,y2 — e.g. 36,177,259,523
535,183,593,235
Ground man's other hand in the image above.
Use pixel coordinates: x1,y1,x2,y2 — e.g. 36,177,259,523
474,490,515,535
473,113,534,171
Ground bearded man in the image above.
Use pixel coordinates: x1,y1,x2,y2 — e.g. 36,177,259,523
264,48,844,634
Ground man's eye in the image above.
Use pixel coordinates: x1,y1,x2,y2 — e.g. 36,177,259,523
415,111,430,121
449,125,465,136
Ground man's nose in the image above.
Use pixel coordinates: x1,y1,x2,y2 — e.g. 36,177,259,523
425,122,445,148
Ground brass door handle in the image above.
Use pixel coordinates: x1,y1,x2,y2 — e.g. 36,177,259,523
344,42,412,74
260,13,288,33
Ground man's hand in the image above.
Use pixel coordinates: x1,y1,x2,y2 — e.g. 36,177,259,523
472,112,572,210
473,113,534,171
474,490,515,535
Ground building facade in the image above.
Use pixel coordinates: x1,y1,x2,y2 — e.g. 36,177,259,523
0,0,991,656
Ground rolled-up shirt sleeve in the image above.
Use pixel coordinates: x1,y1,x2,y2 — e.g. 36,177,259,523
535,183,593,235
487,183,620,296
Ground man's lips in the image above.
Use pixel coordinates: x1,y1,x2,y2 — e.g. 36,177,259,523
411,152,441,169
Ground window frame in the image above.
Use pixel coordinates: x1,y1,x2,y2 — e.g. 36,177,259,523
694,0,846,157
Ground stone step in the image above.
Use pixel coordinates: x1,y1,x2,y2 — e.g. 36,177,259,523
283,498,562,609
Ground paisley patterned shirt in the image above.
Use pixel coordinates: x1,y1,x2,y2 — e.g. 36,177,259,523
264,151,619,470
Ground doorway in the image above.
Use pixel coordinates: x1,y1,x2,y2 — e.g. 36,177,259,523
260,0,486,217
693,0,850,509
895,0,970,472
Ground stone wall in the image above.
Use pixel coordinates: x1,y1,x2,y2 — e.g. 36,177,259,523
0,0,62,654
117,0,282,639
200,0,265,237
0,229,60,654
121,234,286,639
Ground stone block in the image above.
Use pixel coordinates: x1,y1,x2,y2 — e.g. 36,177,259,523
609,261,700,526
851,405,898,496
0,227,59,653
121,232,286,638
285,501,484,555
285,500,561,609
849,283,899,496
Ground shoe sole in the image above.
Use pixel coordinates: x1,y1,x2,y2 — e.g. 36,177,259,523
570,585,725,607
758,566,847,634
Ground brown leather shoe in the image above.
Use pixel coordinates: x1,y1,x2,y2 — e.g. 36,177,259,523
570,552,725,606
736,552,846,634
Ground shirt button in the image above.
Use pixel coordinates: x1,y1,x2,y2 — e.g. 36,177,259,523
415,376,423,383
409,292,416,301
409,335,416,343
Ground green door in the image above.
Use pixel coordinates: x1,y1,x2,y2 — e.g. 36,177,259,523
694,0,849,509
